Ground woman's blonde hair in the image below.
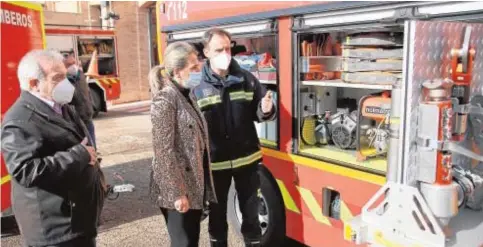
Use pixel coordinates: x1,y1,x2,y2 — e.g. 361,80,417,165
149,42,197,95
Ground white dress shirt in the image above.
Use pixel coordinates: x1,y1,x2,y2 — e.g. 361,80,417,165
29,91,55,108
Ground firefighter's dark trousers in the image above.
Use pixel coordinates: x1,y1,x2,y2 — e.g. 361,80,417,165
209,164,261,246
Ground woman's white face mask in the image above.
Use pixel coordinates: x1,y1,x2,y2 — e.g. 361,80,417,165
210,52,231,71
52,78,75,105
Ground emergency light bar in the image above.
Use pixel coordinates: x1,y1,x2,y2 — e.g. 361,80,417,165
170,21,272,41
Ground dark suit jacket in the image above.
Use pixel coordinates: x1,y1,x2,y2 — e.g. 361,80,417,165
1,91,104,246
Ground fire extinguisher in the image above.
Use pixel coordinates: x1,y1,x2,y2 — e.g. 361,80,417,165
451,26,475,142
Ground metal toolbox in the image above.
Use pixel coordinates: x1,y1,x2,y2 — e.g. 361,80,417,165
342,48,403,59
300,56,402,73
342,72,402,85
342,58,403,72
344,33,403,46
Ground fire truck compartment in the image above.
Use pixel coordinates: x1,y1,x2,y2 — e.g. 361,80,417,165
78,37,117,76
296,27,404,175
46,33,118,77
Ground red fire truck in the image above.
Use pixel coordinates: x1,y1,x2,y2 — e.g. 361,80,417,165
156,1,483,246
1,1,45,218
45,27,122,118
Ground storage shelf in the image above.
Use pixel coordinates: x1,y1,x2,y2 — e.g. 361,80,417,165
259,80,277,85
299,145,387,173
302,79,393,90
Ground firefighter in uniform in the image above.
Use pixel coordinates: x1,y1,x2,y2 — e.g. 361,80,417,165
193,28,276,247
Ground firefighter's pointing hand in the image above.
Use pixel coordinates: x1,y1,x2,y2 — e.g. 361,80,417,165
261,90,274,114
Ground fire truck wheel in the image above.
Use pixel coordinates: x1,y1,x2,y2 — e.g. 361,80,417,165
90,88,102,118
227,165,286,246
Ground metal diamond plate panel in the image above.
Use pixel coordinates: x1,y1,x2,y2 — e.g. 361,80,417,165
404,21,483,186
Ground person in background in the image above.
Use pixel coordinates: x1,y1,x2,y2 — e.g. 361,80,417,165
1,49,104,247
148,41,217,247
193,28,276,247
63,51,97,150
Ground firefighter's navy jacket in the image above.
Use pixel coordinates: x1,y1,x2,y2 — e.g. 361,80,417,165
193,60,276,171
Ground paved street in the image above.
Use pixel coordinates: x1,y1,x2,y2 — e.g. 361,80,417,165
1,104,305,247
1,104,246,247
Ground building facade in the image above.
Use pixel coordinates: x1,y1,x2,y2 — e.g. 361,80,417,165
41,1,157,104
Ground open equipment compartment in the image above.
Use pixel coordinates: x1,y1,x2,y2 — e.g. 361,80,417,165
78,36,117,76
295,21,405,175
232,35,278,148
167,20,280,149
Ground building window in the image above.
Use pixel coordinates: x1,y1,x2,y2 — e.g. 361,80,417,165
54,1,80,13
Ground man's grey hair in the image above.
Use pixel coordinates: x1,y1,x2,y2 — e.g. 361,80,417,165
17,49,64,90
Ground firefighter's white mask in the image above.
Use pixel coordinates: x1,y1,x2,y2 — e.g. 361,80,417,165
211,52,231,71
51,78,75,105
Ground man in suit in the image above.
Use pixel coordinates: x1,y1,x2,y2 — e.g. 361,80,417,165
1,49,105,247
